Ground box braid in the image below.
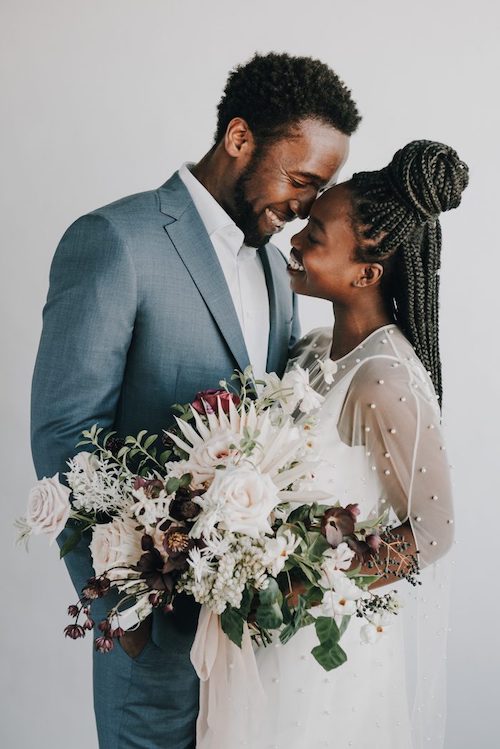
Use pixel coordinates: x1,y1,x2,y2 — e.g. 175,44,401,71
349,140,469,404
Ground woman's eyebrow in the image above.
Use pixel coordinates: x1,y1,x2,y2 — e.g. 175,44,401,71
309,215,326,232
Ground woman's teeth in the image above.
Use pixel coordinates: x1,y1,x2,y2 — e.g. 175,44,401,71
288,255,305,272
265,207,285,230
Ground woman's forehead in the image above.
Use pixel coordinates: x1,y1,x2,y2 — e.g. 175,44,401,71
312,182,352,224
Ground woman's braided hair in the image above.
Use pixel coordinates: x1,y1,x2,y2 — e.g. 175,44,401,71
349,140,469,403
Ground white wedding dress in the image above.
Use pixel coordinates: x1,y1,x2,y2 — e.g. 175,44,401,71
194,324,454,749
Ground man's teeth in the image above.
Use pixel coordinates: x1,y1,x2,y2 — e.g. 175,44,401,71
288,255,305,272
265,207,285,229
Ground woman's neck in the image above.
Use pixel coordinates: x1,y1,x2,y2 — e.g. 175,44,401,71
330,300,394,360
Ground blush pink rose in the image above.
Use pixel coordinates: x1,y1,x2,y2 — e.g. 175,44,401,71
26,474,71,545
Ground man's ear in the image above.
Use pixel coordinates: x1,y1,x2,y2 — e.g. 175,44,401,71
353,263,384,288
224,117,254,158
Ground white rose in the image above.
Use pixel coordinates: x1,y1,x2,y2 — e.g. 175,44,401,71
26,474,71,545
89,515,143,579
204,467,280,538
71,451,99,480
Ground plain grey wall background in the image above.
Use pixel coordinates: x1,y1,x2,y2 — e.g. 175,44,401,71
1,1,497,746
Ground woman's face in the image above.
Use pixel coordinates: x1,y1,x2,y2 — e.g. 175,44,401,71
288,183,369,302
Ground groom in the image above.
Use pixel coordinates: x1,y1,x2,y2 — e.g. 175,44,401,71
31,52,359,748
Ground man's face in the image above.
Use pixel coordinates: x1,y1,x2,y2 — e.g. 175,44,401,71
229,119,349,247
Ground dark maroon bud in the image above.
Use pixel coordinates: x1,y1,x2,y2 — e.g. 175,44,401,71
148,592,162,607
83,618,95,631
169,497,201,522
366,533,381,553
94,636,114,653
98,619,112,634
111,627,125,638
67,605,79,617
64,624,85,640
345,503,360,521
133,477,165,498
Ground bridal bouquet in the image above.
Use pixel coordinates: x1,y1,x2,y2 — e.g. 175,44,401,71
18,366,417,670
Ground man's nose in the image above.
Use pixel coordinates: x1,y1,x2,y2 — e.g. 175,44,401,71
289,193,316,220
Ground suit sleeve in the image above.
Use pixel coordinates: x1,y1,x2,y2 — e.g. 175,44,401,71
31,213,137,595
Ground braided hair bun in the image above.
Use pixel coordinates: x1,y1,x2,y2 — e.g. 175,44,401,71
349,139,469,405
385,140,469,223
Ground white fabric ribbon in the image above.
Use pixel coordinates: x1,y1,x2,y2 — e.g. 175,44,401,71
190,605,267,748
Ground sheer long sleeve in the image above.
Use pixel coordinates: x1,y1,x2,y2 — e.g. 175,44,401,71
337,356,454,568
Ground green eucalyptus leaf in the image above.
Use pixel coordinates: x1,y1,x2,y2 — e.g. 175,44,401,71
307,532,330,561
166,477,180,495
315,615,341,645
144,434,158,451
349,574,380,590
179,473,192,489
311,641,347,671
237,587,253,619
220,607,244,647
339,615,351,637
59,529,83,558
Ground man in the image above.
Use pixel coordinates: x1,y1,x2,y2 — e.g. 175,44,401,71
31,52,360,748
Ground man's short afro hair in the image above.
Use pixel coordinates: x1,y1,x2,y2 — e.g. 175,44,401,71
215,52,361,144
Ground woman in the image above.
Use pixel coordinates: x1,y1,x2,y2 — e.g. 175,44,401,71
193,140,467,749
245,140,468,749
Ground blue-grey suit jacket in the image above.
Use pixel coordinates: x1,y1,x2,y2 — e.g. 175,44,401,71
31,171,300,646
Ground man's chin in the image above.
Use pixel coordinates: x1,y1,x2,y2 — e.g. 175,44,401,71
243,230,272,249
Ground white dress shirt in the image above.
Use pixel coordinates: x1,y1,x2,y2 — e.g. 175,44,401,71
178,163,270,380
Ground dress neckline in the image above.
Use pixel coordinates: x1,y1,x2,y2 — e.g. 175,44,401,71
325,323,398,364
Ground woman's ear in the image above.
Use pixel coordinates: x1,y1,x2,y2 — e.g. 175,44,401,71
353,263,384,288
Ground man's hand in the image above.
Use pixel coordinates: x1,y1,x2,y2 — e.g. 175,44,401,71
119,615,152,659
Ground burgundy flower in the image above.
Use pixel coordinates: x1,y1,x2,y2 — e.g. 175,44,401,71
98,619,112,634
191,389,240,415
67,605,79,618
135,535,175,592
133,477,165,498
111,627,125,639
83,617,95,631
169,488,201,521
321,507,356,548
82,576,111,600
94,636,114,653
163,526,193,560
64,624,85,640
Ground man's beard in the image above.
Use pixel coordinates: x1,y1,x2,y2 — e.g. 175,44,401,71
232,150,270,248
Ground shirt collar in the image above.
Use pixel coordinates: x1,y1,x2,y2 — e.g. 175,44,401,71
178,162,248,256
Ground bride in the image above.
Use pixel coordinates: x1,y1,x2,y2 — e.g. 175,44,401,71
196,140,468,749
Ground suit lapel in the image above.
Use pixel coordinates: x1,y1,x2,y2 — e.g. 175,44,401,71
158,174,250,374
